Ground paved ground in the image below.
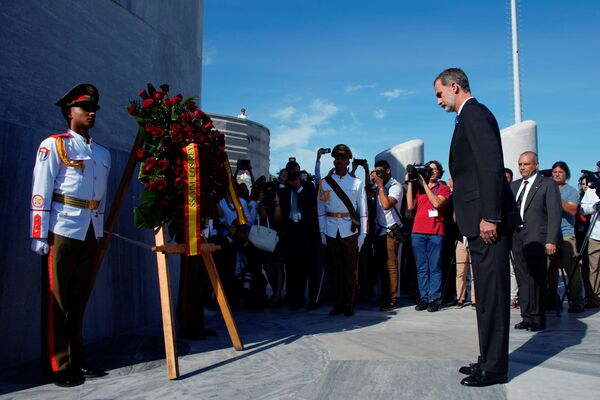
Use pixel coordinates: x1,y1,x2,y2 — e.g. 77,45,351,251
1,297,599,400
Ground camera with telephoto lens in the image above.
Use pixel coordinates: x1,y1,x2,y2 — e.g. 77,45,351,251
405,163,433,183
581,169,600,194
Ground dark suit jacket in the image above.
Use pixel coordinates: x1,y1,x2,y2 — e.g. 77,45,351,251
449,98,520,237
279,181,319,238
510,175,562,246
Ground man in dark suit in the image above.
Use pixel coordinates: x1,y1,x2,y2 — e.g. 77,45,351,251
510,151,561,331
280,170,320,310
434,68,520,387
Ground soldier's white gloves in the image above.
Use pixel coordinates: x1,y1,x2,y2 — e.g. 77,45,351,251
357,233,365,251
32,239,49,255
321,233,327,246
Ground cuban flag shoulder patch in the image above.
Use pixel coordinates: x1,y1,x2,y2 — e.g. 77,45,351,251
38,147,50,162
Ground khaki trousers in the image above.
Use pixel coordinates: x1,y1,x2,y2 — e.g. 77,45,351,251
455,241,475,303
375,233,399,302
588,238,600,306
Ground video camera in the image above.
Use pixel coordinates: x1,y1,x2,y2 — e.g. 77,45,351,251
581,169,600,195
539,168,552,178
405,163,433,184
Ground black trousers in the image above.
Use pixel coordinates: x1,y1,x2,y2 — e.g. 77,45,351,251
326,232,358,309
512,233,547,327
41,225,97,373
284,223,316,306
468,232,511,375
177,254,209,335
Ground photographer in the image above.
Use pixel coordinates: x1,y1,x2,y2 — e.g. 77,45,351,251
372,160,405,310
406,160,451,312
581,171,600,308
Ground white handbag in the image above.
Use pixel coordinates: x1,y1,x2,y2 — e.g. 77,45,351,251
249,214,279,253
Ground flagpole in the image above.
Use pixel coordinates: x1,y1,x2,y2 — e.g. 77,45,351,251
511,0,522,123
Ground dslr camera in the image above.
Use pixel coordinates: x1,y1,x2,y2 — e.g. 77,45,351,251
406,163,433,183
353,158,368,167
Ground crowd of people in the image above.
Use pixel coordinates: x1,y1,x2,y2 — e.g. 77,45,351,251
190,148,600,329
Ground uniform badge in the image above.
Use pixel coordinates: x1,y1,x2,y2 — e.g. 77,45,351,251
86,85,95,94
32,195,45,209
38,147,50,161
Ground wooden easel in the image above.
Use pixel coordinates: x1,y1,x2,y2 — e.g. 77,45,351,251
92,129,244,380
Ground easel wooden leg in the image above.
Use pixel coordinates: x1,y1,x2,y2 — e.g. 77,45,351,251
200,249,244,351
154,227,180,379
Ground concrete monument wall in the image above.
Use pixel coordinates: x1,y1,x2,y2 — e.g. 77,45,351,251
501,120,538,175
0,0,204,368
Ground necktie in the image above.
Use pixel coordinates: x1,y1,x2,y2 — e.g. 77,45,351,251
290,190,298,218
455,115,460,124
516,180,528,211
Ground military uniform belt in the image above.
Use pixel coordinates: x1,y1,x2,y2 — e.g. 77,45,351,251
326,212,351,218
53,193,100,210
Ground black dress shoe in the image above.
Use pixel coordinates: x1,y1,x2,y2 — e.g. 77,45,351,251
80,365,108,378
414,300,428,311
459,362,480,375
427,301,441,312
528,323,544,332
52,369,85,387
329,306,344,316
380,300,400,311
460,370,508,387
514,321,529,330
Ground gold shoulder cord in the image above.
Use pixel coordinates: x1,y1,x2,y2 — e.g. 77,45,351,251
56,137,85,173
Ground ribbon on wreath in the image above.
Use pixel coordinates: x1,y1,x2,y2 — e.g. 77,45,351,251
223,156,247,225
183,143,202,255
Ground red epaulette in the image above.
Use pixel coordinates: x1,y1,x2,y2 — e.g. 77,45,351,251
50,132,72,139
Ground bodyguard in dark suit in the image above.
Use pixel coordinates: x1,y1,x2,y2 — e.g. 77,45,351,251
280,170,320,310
434,68,520,387
510,151,562,331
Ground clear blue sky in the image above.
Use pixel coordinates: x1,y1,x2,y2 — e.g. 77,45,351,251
202,0,599,182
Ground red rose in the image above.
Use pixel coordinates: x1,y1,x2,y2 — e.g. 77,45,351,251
155,178,167,191
203,120,214,131
193,109,205,119
163,98,173,108
185,101,197,111
142,98,154,108
182,113,193,123
139,90,149,99
136,148,146,160
128,105,139,115
172,130,183,143
173,94,183,104
174,167,184,177
158,160,169,171
145,157,156,168
153,91,163,100
175,177,185,189
151,127,165,138
145,181,157,191
160,84,170,93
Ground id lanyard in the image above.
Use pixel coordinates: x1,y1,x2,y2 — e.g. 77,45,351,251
428,184,440,218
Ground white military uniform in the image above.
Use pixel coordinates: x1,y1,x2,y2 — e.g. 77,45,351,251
317,172,368,242
31,129,111,241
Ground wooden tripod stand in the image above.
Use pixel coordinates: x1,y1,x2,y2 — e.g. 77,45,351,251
93,129,244,380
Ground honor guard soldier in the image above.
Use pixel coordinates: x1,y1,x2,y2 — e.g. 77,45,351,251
30,83,110,387
317,144,367,316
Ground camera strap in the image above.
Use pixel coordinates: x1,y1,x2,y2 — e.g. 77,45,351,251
324,176,360,232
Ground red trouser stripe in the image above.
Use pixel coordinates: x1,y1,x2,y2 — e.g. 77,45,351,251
47,246,58,372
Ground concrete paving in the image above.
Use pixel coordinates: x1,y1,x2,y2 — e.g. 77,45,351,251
1,298,599,399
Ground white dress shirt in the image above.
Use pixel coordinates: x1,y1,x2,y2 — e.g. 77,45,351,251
515,173,537,222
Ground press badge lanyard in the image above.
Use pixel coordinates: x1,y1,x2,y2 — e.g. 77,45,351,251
428,184,440,218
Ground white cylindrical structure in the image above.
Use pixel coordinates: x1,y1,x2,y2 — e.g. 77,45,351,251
511,0,522,123
501,120,537,175
375,139,424,183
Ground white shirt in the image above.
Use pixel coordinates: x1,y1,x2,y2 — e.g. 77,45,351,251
515,173,537,222
31,130,111,240
457,96,474,115
581,188,600,240
218,197,252,236
317,172,367,238
374,177,404,235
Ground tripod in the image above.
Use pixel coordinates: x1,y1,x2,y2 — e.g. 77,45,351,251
559,208,599,308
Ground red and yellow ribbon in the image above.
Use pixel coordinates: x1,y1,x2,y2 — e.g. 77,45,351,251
223,156,247,225
183,143,202,255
